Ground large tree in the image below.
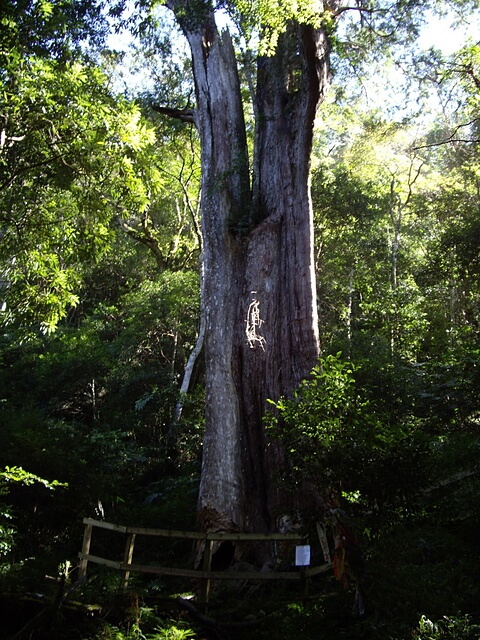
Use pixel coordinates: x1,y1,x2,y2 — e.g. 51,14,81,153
160,0,332,534
148,0,471,534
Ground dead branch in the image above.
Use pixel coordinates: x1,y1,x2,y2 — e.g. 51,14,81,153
152,105,196,125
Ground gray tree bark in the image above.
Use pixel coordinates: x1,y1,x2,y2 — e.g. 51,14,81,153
166,0,331,534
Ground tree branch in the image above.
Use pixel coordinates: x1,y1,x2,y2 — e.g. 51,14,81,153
152,105,196,125
413,118,480,150
0,152,67,193
329,4,375,17
414,137,480,149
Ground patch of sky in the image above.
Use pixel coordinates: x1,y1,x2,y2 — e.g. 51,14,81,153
103,2,480,120
333,6,480,128
105,4,188,96
417,8,480,54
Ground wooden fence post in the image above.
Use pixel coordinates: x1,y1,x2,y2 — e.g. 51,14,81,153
123,533,136,587
302,568,309,600
78,522,93,579
200,539,213,605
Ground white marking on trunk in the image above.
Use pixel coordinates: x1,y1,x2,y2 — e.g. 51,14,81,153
246,291,266,350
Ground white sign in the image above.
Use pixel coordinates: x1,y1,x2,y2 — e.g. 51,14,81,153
295,545,311,566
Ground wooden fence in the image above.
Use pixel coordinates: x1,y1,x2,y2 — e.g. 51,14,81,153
78,518,332,602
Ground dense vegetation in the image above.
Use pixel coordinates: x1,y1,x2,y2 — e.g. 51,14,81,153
2,0,480,638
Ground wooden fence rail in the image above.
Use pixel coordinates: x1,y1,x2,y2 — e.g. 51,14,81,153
78,518,332,602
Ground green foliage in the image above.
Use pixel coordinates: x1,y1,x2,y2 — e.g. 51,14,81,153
266,353,430,525
0,0,106,63
228,0,325,54
147,626,196,639
0,53,166,334
0,466,65,490
312,109,437,362
267,354,363,451
0,466,65,557
414,615,480,640
0,17,201,336
79,601,198,640
0,230,203,568
3,1,480,637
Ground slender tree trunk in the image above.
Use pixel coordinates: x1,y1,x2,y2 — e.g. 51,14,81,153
173,264,205,424
167,2,331,533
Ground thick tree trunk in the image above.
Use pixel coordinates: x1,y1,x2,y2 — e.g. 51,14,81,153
239,24,330,531
167,1,331,534
167,1,251,530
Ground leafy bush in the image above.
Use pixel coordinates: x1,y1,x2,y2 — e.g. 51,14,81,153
266,353,430,527
0,466,65,558
414,615,480,639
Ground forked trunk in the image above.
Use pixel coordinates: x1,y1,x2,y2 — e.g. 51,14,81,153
167,1,331,534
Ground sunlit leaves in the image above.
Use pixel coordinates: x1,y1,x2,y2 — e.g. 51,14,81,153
0,464,65,556
118,107,156,150
266,354,384,491
0,465,65,489
0,0,107,63
268,355,362,447
0,51,171,335
226,0,324,54
313,102,448,361
4,252,81,335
